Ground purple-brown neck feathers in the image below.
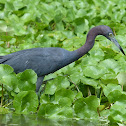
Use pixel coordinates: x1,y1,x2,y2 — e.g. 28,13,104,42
76,26,103,57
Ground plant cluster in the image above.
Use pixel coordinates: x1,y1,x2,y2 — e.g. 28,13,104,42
0,0,126,125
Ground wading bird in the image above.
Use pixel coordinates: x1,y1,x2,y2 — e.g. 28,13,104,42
0,25,125,92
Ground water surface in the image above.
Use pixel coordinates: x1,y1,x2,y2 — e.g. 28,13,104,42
0,114,107,126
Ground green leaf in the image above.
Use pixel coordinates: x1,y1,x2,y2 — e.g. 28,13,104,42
103,84,122,98
56,106,73,118
48,31,66,41
6,13,27,35
83,65,105,79
74,96,100,119
75,92,83,99
38,104,47,116
13,1,24,10
55,76,70,90
107,90,123,103
66,8,75,22
5,2,15,11
38,103,73,118
45,76,70,95
81,57,100,66
0,64,14,79
40,94,50,104
20,13,32,23
81,76,99,88
13,91,38,114
9,38,16,44
69,71,81,83
55,88,76,102
108,94,126,123
116,72,126,86
1,73,18,92
74,18,89,34
0,107,10,114
44,81,57,95
1,0,126,121
89,46,104,60
0,65,18,91
101,73,118,84
103,84,123,103
17,69,37,91
99,59,120,74
58,97,72,107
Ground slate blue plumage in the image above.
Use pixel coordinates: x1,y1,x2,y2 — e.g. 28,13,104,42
0,25,125,92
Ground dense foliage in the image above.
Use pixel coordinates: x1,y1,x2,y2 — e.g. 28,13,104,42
0,0,126,125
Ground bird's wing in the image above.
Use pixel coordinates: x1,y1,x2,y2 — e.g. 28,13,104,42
1,48,71,76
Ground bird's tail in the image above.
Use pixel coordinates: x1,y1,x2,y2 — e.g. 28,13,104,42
0,56,6,64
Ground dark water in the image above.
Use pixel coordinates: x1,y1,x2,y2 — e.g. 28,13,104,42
0,114,108,126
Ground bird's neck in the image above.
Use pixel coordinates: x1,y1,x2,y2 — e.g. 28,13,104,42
75,27,101,58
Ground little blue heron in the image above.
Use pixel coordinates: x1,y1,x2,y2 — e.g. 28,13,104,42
0,25,125,92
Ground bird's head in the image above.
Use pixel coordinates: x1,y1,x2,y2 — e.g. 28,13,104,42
99,25,125,55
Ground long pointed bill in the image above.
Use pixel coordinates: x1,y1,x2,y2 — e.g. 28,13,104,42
110,36,125,55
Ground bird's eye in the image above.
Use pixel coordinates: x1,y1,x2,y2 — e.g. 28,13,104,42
109,33,113,37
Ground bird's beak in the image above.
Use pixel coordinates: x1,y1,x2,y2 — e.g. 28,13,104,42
109,35,125,55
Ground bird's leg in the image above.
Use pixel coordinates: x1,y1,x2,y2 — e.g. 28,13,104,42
36,76,45,93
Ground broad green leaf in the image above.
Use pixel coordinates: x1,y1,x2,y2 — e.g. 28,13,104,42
55,88,76,102
45,76,70,95
38,104,47,116
55,106,73,118
89,46,104,60
81,76,99,88
75,92,83,99
76,9,86,18
107,90,123,103
0,107,10,114
0,64,14,79
13,91,38,114
108,94,126,123
74,96,100,119
9,38,16,44
103,84,122,98
5,2,14,11
83,65,105,79
81,57,100,66
48,31,66,41
17,69,37,91
44,81,57,95
99,59,121,74
103,84,124,103
69,71,81,84
58,97,72,107
101,73,118,84
116,35,126,47
74,18,89,34
40,94,50,104
38,103,73,118
66,8,75,22
13,1,24,10
20,13,32,23
116,72,126,86
102,47,117,59
1,0,126,121
7,14,26,35
55,76,70,90
1,73,18,92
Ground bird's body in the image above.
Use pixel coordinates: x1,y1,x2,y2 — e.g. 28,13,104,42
0,25,125,92
0,48,78,76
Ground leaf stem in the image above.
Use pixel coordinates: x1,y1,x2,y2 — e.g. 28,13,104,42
69,79,80,92
1,84,3,107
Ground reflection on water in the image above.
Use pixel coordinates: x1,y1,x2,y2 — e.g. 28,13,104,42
0,114,107,126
